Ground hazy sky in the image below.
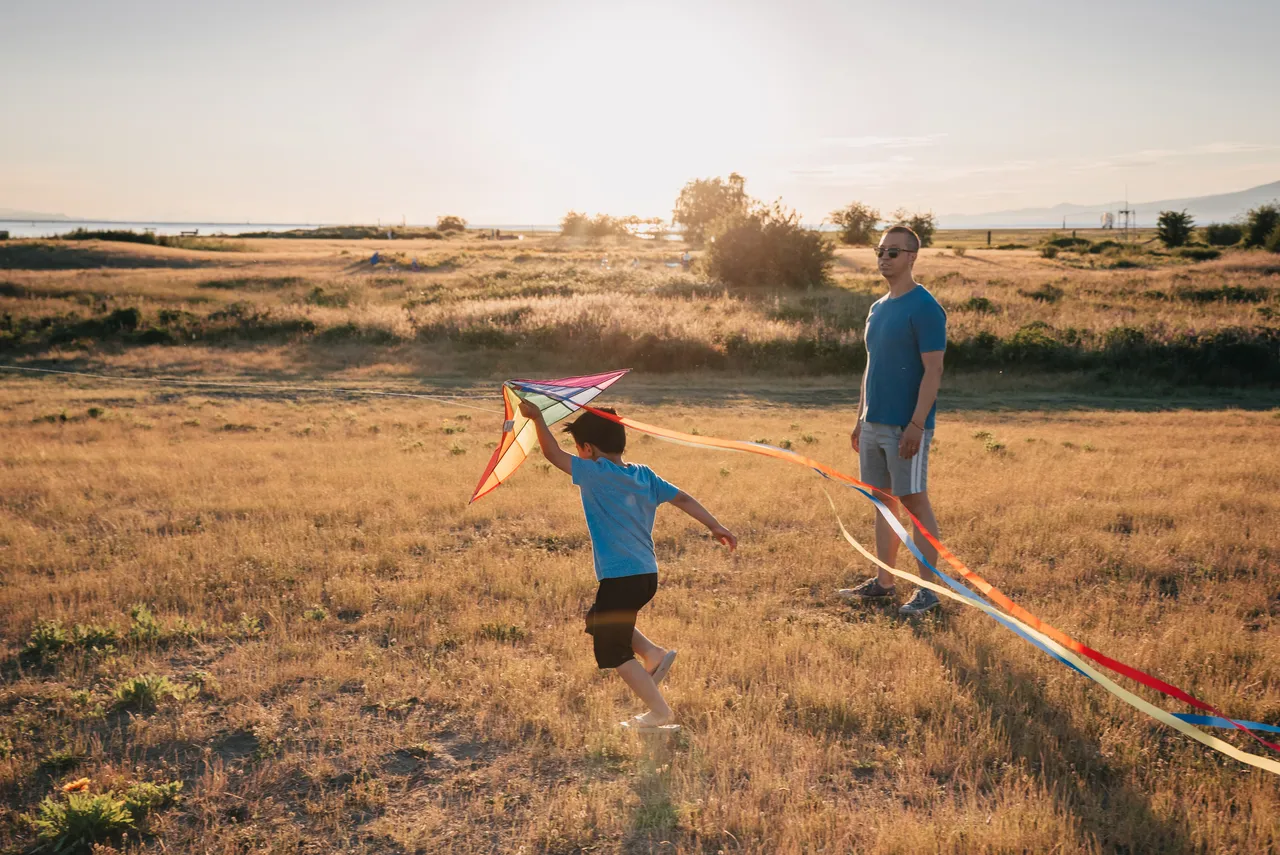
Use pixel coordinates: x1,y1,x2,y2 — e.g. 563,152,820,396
3,0,1277,223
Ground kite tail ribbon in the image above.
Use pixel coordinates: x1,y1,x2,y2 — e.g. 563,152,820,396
504,380,1280,770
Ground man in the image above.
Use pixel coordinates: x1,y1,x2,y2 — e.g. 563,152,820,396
839,226,947,615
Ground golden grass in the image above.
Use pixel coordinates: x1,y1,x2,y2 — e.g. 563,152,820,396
2,376,1279,853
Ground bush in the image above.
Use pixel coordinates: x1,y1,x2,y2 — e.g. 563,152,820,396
1202,222,1243,246
114,674,183,711
559,211,629,238
887,209,936,247
1244,204,1280,248
1177,247,1221,261
673,173,750,244
1088,240,1123,254
436,215,467,232
25,619,70,661
706,202,835,290
1044,234,1090,250
122,780,183,819
1156,209,1194,247
1039,245,1059,259
1267,223,1280,254
34,792,135,852
957,296,999,314
829,201,880,245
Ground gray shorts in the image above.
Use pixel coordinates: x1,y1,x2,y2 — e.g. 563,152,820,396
858,421,933,496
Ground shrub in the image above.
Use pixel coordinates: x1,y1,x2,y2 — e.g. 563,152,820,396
435,215,467,232
114,674,182,711
122,780,183,819
1177,247,1221,261
33,791,135,852
706,202,835,290
1088,240,1123,254
1156,209,1194,247
1267,223,1280,254
887,209,936,247
1202,222,1243,246
72,623,120,650
25,619,70,661
952,246,967,257
1244,204,1280,248
127,604,161,645
1040,245,1059,259
559,211,629,238
673,173,750,244
1019,283,1065,303
1044,234,1090,249
829,201,880,245
957,296,999,314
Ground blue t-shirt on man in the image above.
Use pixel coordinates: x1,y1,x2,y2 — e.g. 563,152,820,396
864,284,948,429
571,457,681,580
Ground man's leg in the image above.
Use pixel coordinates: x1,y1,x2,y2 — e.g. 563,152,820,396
898,491,939,583
874,508,901,588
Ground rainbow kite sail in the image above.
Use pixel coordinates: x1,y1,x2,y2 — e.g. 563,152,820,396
472,370,1280,774
469,369,629,503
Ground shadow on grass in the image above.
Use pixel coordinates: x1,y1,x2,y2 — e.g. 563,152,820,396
920,625,1197,854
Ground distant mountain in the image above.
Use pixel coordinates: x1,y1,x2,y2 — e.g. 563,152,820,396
0,208,73,221
940,180,1280,228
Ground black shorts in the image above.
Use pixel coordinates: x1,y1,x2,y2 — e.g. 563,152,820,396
584,573,658,669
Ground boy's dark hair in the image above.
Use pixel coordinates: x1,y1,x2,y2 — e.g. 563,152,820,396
561,407,626,453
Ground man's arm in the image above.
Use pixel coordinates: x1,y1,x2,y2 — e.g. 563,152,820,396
668,491,737,551
899,350,944,459
517,400,573,474
850,363,869,453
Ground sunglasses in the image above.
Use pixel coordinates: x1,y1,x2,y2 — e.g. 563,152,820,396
874,247,915,259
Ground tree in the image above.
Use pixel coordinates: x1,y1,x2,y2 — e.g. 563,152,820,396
830,201,880,245
889,209,936,247
560,211,590,237
436,215,467,232
1202,222,1242,246
1243,204,1280,248
1156,209,1194,247
705,202,834,290
673,173,750,245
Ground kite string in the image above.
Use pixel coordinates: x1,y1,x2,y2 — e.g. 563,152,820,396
0,364,505,414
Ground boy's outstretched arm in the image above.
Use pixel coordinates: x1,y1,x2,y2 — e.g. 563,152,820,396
518,399,573,474
669,491,738,551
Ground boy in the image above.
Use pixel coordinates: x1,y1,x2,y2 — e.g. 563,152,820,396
518,399,737,731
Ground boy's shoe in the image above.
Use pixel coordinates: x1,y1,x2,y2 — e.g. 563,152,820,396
898,589,941,615
649,650,677,686
837,578,896,600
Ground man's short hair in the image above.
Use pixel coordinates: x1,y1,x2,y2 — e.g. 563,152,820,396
562,407,626,453
882,225,921,252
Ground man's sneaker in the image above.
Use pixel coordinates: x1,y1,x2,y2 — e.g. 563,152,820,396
837,578,896,600
898,589,941,615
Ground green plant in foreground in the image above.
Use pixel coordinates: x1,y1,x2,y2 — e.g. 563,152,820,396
33,791,134,853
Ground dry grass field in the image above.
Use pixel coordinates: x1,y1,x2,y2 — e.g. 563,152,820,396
2,233,1280,853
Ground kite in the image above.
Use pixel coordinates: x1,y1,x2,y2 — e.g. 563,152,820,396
472,369,1280,775
469,369,629,503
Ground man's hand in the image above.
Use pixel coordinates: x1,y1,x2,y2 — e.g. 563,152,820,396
709,524,738,552
850,421,862,454
899,422,924,459
518,399,542,421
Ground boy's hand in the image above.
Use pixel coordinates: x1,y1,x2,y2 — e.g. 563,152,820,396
517,399,542,420
710,524,738,552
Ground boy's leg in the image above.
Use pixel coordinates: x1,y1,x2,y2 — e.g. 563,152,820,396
631,628,668,672
616,660,673,723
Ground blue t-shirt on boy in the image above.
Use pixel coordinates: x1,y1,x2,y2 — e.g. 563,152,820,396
571,457,680,580
864,285,948,429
